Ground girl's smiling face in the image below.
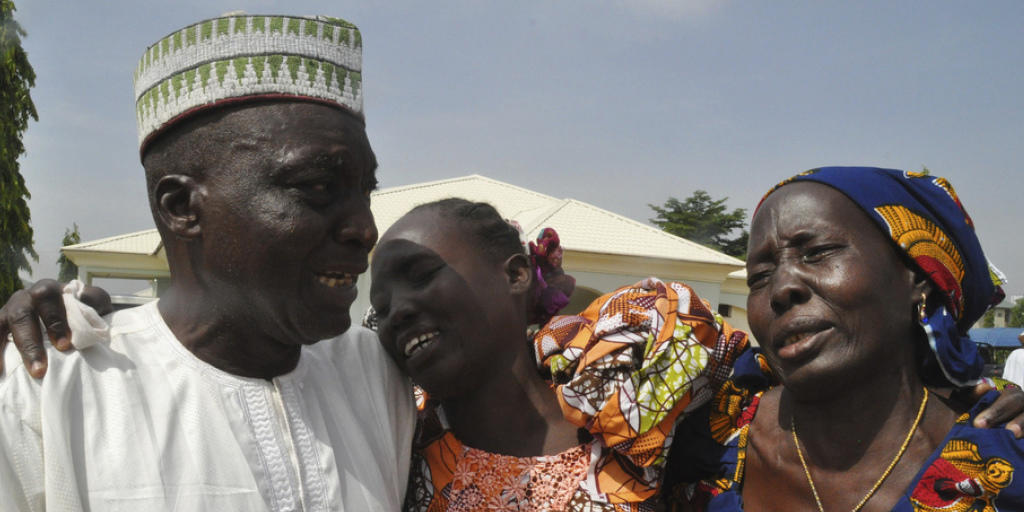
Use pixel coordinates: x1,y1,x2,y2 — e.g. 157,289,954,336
369,208,531,399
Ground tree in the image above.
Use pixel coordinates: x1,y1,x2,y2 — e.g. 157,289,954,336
1009,298,1024,328
57,223,80,282
981,309,995,328
649,190,749,258
0,0,38,302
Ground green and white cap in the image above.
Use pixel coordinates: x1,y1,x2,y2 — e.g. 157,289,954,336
133,14,363,153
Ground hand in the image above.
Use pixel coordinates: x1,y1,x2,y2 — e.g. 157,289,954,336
0,279,112,378
971,379,1024,438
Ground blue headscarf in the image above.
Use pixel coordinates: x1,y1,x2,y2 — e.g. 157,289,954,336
762,167,1006,387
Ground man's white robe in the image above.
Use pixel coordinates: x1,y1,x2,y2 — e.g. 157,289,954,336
0,301,415,511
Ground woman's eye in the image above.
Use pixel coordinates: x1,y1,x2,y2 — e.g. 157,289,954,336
802,245,839,263
747,270,771,290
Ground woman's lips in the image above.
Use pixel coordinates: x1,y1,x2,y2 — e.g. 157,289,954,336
775,327,833,361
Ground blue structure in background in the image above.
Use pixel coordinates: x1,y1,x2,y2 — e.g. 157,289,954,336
970,328,1024,348
969,328,1023,377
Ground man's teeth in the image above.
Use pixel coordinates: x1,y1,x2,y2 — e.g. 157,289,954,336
404,331,440,357
785,332,812,345
316,273,356,288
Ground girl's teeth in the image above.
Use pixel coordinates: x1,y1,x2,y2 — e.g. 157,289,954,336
404,331,440,356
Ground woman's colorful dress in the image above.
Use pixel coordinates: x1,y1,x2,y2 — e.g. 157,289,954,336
693,390,1024,511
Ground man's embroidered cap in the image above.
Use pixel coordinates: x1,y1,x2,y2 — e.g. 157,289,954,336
133,14,363,154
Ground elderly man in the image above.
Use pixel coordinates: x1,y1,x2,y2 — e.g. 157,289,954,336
0,14,414,511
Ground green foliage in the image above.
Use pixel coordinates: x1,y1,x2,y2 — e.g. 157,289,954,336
649,190,749,258
57,224,80,283
1009,298,1024,328
981,309,995,328
0,0,38,302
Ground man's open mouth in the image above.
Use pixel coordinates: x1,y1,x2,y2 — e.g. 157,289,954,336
315,271,357,288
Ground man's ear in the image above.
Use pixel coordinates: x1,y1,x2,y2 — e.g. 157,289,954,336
155,175,204,239
504,254,533,295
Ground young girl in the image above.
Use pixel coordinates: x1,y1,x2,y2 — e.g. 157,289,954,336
369,198,749,511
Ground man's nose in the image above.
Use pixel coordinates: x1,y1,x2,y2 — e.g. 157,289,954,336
333,198,378,249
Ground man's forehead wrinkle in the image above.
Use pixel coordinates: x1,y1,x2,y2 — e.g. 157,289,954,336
270,144,348,169
229,134,266,152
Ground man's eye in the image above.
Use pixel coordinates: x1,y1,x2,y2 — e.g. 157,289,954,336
296,181,330,193
293,181,333,205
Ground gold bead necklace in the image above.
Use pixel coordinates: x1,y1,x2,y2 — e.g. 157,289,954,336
790,387,928,512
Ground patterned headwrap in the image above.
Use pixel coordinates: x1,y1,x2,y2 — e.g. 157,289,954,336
133,14,363,155
534,278,749,504
761,167,1006,387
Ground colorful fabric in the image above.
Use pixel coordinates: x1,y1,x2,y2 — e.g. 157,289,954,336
404,278,749,511
133,14,363,152
534,278,750,506
762,167,1006,387
692,391,1024,511
404,430,597,511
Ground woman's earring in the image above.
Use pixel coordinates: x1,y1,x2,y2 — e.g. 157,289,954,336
917,292,928,324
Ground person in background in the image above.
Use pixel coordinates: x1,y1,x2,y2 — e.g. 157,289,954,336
1002,331,1024,386
0,14,414,510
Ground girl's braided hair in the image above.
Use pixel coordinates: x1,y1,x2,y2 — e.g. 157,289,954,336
410,198,525,264
411,198,573,325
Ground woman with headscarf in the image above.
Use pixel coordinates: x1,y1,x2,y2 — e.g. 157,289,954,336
692,167,1023,511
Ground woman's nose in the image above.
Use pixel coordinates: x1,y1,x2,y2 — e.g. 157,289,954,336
769,262,811,314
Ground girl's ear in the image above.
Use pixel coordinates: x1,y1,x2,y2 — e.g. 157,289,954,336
504,254,533,295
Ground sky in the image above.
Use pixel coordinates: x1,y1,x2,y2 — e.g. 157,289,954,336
12,0,1024,297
